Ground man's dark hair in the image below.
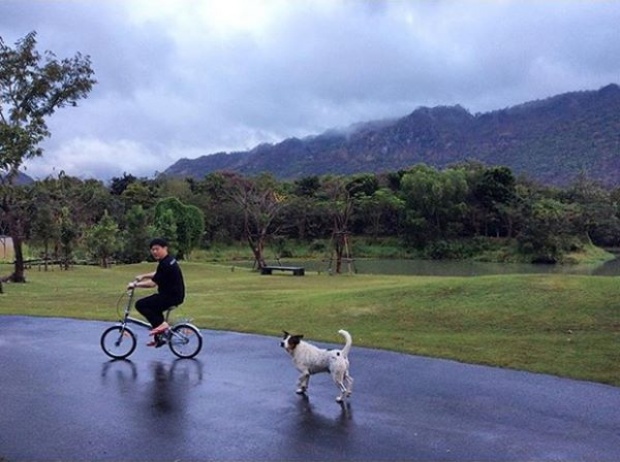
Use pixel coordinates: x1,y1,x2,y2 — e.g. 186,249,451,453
149,237,169,248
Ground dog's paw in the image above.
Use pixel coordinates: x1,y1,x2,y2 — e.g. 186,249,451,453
296,388,306,395
336,395,344,403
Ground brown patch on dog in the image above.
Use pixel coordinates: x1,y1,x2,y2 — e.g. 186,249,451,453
288,335,303,350
281,331,304,353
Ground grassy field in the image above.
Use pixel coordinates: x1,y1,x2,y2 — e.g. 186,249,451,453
1,261,619,387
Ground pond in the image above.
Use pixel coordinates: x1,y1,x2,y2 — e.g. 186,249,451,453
232,257,620,277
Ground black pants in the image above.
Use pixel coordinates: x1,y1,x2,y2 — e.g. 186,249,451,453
135,294,180,328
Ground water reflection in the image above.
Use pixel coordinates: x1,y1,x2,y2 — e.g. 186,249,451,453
591,257,620,276
101,359,138,390
295,395,353,429
100,358,204,425
288,395,354,455
145,359,204,419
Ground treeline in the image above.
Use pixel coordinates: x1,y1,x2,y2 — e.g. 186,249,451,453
3,161,620,270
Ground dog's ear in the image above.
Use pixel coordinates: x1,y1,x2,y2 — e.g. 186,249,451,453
282,330,289,337
298,334,304,339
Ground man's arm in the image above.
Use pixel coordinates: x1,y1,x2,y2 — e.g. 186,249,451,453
127,271,157,289
136,271,156,281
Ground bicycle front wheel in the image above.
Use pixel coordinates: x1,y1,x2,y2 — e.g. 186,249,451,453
101,325,137,359
168,323,202,359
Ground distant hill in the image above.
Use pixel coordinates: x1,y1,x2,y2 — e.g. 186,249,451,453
1,171,35,186
164,84,620,186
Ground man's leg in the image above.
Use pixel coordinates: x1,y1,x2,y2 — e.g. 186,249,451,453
135,294,166,328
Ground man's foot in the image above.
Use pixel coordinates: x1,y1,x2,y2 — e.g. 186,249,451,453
147,334,166,348
149,322,169,335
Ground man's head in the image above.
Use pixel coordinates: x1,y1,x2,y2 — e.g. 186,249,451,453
149,237,169,260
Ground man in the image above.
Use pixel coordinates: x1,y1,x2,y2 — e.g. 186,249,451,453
128,238,185,346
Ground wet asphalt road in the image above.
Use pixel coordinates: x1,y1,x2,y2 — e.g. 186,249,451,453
1,315,620,461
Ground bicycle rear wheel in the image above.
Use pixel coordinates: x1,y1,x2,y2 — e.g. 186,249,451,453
168,323,202,359
101,325,137,359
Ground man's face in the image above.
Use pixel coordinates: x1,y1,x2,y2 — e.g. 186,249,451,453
150,244,168,261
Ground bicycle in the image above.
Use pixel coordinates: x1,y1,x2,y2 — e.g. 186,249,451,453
100,286,203,360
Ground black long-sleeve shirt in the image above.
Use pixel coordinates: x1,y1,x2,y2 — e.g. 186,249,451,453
152,254,185,304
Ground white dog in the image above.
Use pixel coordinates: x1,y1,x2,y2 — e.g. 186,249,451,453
280,329,354,403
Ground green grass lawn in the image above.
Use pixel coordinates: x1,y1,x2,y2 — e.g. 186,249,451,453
1,262,619,386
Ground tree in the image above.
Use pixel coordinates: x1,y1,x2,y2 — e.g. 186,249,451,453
120,181,157,210
188,172,241,244
0,31,96,282
109,173,137,196
119,204,153,263
318,176,355,274
227,173,288,269
28,181,60,270
58,206,77,270
85,210,119,268
562,173,620,247
357,188,404,240
517,197,580,263
472,166,517,237
400,165,469,247
153,207,178,255
154,197,204,259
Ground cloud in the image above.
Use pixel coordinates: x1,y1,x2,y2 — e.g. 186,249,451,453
24,138,166,180
1,0,618,180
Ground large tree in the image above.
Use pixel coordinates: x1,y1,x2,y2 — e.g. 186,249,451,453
227,173,288,269
0,31,95,282
319,176,355,274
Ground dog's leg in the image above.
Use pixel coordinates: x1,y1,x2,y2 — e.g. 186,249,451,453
296,371,310,394
344,371,354,397
335,383,347,402
332,369,348,403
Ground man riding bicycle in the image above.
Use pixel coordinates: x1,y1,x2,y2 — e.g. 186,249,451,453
127,238,185,347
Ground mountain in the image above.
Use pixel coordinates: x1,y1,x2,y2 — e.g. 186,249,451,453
164,84,620,186
1,171,35,186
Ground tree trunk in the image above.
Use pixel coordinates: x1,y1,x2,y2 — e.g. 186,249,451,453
335,242,343,274
247,234,267,269
44,241,49,272
10,233,26,283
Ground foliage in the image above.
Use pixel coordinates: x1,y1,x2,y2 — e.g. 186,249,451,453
0,31,95,173
154,197,204,259
401,164,469,246
5,152,620,269
118,204,152,263
0,31,96,281
226,173,289,268
517,198,581,263
84,210,119,268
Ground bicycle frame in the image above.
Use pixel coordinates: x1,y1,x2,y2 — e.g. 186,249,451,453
118,288,190,341
119,288,152,330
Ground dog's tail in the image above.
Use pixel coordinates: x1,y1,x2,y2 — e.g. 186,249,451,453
338,329,352,357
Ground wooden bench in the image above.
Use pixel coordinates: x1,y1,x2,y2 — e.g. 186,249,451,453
260,265,305,276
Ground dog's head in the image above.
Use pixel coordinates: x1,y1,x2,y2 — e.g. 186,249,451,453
280,330,303,354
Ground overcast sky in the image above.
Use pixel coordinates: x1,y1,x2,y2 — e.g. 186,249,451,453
1,0,619,181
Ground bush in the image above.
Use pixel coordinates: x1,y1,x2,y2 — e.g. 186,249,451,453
308,239,327,252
